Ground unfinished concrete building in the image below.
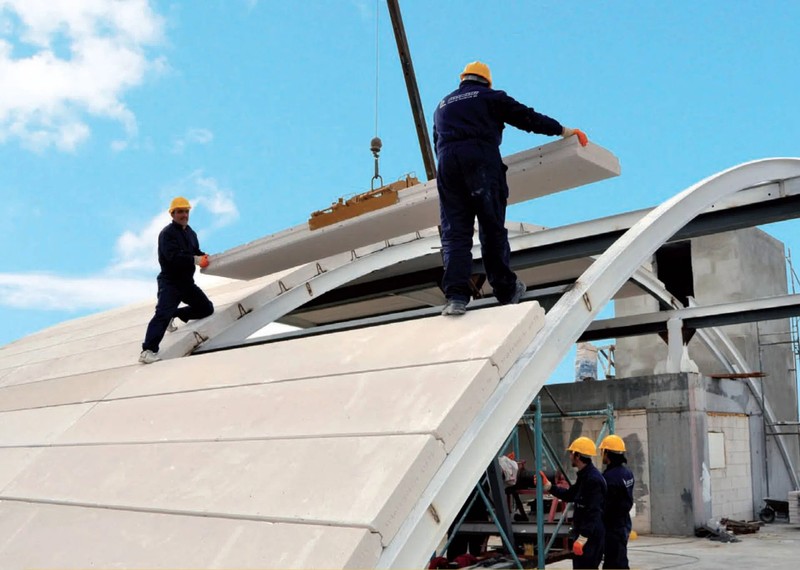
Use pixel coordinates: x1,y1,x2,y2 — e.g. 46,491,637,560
534,227,800,536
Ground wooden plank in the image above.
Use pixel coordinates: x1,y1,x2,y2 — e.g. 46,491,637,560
204,137,620,280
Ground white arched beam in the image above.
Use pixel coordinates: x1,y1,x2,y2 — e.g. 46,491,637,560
378,158,800,567
194,233,443,353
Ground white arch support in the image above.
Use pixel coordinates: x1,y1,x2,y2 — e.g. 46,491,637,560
193,223,541,355
378,158,800,567
195,232,444,352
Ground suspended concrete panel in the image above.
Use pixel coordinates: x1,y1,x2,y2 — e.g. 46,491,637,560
204,138,620,280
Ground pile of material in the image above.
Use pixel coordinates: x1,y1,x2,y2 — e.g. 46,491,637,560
720,518,762,535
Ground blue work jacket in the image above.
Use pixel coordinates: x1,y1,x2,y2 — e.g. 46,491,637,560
550,461,607,538
157,221,205,283
432,80,563,155
603,462,635,530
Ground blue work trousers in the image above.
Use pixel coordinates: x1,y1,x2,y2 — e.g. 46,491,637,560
602,525,629,569
436,142,517,304
142,278,214,352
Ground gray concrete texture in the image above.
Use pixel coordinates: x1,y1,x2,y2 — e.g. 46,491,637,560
548,521,799,570
539,373,773,535
614,228,800,503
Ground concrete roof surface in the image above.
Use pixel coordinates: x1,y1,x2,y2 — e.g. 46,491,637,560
0,267,546,568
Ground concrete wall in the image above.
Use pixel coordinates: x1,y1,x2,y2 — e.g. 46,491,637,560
538,411,652,534
541,374,707,535
708,413,753,520
539,372,767,535
614,228,799,499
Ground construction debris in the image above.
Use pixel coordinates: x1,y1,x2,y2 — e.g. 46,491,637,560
696,520,742,543
721,518,763,534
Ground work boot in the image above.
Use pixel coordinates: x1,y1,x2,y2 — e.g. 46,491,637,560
508,280,527,305
138,349,160,364
166,318,178,333
441,299,467,316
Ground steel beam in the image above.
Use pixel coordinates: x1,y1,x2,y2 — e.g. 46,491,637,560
579,294,800,341
386,0,437,181
291,177,800,315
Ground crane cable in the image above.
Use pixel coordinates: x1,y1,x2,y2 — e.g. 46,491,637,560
370,0,383,190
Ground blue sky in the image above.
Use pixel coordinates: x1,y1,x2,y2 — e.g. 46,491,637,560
1,1,799,382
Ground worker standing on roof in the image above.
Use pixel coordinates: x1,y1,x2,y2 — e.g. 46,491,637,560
139,197,214,364
599,435,635,570
538,436,606,569
433,61,588,316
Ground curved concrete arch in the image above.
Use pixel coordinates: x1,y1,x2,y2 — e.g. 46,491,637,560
378,158,800,567
192,223,540,354
183,231,444,355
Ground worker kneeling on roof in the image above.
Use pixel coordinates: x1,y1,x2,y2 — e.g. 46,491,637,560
537,436,606,569
433,61,588,316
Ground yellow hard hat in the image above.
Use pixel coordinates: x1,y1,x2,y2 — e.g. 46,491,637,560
460,61,492,87
169,196,191,213
600,434,626,453
567,436,597,457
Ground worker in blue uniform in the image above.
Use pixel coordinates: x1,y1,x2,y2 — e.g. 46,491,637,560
432,61,588,316
599,435,635,569
538,436,606,569
139,197,214,364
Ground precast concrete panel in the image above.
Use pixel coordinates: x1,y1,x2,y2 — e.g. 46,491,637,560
204,139,621,280
0,501,382,569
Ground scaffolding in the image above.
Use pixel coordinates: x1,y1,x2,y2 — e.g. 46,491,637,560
433,390,616,569
788,250,800,415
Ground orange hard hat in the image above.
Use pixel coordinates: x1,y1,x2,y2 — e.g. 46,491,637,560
600,434,626,453
567,436,597,457
169,196,191,213
460,61,492,87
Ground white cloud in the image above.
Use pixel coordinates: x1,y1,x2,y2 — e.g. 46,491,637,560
0,173,239,312
0,0,165,151
0,272,153,310
171,127,213,154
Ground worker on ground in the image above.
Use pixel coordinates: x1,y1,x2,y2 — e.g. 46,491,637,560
599,435,635,570
433,61,588,316
537,436,606,569
139,197,214,364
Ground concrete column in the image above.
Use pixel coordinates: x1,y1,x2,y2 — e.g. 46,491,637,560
666,318,684,373
687,374,712,528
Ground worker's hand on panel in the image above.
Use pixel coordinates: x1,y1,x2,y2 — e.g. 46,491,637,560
572,535,588,556
561,126,589,147
194,254,210,269
535,470,552,492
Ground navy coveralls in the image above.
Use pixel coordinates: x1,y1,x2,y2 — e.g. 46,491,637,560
550,461,607,569
142,221,214,353
602,460,634,569
432,80,563,304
